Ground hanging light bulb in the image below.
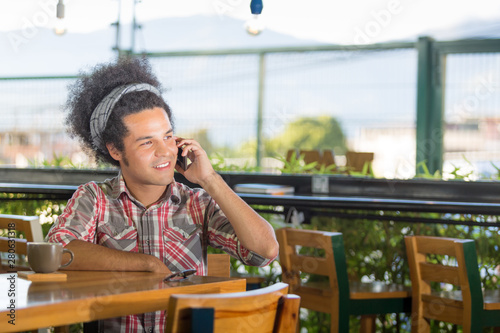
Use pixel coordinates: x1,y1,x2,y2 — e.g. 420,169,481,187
54,0,67,36
245,15,264,36
54,20,67,36
245,0,264,36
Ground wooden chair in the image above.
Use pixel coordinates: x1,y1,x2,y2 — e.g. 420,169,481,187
165,282,300,333
405,235,500,333
0,214,68,332
286,149,336,171
345,151,374,173
208,253,266,290
276,228,411,333
0,214,43,272
207,253,230,277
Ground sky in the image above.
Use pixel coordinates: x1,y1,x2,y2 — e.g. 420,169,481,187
1,0,500,45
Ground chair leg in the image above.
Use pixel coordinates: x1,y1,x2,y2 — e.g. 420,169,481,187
411,313,430,333
360,315,376,333
53,326,70,333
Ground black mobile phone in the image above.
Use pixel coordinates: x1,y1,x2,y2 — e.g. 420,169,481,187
176,146,188,171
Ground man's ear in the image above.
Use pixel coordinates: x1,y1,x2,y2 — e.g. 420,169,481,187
106,143,122,162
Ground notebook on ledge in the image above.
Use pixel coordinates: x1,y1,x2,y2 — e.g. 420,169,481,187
233,183,295,195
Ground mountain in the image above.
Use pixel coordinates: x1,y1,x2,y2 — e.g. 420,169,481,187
1,14,498,78
138,15,323,52
0,15,323,77
419,18,500,41
1,27,116,77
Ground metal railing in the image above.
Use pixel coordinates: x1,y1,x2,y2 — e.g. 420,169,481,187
0,37,499,178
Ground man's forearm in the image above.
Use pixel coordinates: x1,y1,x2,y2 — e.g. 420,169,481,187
62,239,171,274
199,172,279,260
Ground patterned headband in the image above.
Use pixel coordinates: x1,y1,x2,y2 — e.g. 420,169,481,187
90,83,162,153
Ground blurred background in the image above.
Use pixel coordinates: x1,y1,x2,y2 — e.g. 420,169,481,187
0,0,499,178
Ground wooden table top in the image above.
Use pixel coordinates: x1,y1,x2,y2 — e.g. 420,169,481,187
0,270,246,332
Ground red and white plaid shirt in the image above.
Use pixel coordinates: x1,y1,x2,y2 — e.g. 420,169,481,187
46,174,273,333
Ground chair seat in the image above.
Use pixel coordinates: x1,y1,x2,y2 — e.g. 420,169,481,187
484,289,500,310
292,280,332,295
293,280,410,299
422,289,500,311
291,283,335,313
350,281,411,300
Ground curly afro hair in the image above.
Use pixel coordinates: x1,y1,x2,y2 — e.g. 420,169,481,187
65,57,174,166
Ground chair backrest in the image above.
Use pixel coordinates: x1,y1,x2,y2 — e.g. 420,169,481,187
276,228,350,307
345,151,374,173
404,235,484,324
165,282,300,333
286,149,336,170
206,253,230,277
0,214,43,271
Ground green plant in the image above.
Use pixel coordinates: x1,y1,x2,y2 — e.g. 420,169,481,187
490,162,500,180
275,153,318,174
446,155,476,180
343,160,375,177
415,160,442,179
209,153,260,173
311,163,338,174
29,153,74,168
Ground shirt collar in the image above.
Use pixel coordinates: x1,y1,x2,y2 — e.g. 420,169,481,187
111,172,181,205
109,172,128,200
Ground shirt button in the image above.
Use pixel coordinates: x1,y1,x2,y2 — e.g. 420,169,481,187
146,240,150,245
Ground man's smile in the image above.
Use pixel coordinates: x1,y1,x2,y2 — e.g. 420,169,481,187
154,161,171,169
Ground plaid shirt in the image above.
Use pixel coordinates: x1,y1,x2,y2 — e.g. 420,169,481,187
46,174,272,333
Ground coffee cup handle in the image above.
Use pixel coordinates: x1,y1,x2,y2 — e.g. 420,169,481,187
60,248,74,268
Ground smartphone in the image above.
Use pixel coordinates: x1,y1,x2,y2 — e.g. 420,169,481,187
176,146,188,171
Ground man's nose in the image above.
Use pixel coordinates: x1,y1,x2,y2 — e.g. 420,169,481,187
155,141,172,157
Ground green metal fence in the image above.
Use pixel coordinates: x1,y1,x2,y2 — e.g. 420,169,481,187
0,37,499,178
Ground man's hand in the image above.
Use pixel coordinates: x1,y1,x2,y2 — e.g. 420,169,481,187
174,137,217,185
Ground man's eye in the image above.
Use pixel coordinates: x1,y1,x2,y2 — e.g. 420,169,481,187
142,141,152,146
165,135,173,140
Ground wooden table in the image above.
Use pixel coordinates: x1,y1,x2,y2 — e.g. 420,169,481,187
0,270,246,332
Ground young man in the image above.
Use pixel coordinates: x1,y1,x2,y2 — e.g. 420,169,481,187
46,58,279,332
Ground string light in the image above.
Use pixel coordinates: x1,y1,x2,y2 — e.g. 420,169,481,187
245,0,264,36
54,0,67,36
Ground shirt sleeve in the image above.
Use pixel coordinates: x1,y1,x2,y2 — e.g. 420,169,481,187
195,189,275,267
45,183,99,246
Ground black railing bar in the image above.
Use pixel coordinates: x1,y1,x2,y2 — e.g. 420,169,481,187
240,193,500,208
241,197,500,215
253,206,499,227
253,209,286,216
314,211,500,227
